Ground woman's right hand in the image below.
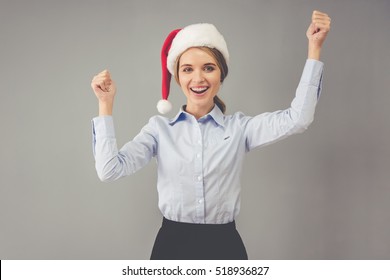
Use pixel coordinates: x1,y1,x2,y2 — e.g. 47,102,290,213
91,70,116,115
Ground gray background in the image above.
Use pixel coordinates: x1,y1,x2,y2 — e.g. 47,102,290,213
1,0,389,259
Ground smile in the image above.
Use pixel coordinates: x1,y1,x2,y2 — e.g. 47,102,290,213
190,86,209,95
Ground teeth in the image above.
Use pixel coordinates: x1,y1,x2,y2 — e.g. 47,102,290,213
191,87,208,92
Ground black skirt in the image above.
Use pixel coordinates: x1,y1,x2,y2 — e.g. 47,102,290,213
150,217,248,260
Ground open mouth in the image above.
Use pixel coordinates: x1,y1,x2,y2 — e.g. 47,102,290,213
190,86,209,95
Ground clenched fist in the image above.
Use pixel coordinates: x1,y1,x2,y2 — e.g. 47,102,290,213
91,70,116,103
306,10,331,60
91,70,116,115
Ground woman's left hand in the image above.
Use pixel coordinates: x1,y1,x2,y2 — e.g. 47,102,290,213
306,10,331,60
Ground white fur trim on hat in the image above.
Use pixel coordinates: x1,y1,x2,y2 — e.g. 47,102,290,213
167,23,229,76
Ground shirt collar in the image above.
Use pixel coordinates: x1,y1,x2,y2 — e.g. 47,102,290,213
169,107,186,125
206,105,225,127
169,105,225,127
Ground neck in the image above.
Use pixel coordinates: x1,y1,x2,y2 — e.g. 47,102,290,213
185,103,215,120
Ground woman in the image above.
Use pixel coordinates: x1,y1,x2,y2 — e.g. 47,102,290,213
91,11,331,259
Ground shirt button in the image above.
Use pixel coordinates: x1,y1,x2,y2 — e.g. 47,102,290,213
198,199,203,204
197,176,202,181
196,153,201,158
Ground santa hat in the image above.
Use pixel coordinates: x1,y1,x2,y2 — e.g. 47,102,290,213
157,23,229,114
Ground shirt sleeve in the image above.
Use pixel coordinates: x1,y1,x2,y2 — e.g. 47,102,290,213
91,115,157,182
244,59,324,151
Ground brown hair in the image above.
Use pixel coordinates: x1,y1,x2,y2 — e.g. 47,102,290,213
174,47,228,114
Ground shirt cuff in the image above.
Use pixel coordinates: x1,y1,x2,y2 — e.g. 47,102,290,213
92,115,116,138
300,59,324,87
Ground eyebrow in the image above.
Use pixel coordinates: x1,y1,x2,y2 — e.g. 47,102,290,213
180,63,217,68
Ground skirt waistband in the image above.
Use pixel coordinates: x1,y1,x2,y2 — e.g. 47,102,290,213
162,217,236,231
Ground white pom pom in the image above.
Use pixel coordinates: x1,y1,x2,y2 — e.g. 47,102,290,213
157,99,173,114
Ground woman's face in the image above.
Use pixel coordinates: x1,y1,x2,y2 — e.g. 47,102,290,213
178,47,221,113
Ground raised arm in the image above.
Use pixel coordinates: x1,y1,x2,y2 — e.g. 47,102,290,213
90,70,157,182
244,10,330,151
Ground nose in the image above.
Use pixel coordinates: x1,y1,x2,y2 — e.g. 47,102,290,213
192,70,205,83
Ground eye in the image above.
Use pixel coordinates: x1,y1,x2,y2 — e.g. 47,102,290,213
204,65,215,72
182,67,193,73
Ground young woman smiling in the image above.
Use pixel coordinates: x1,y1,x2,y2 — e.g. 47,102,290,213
176,47,226,119
91,10,331,260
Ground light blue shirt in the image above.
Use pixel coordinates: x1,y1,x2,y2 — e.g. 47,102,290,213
92,59,324,224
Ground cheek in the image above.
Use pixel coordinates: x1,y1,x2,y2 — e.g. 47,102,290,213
211,77,221,90
211,73,222,88
178,78,190,95
178,75,189,88
213,83,221,94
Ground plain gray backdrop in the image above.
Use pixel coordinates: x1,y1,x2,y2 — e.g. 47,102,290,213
1,0,389,259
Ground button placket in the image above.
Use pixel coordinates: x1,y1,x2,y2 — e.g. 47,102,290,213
193,122,205,223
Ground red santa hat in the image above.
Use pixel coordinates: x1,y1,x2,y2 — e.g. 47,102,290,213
157,23,229,114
